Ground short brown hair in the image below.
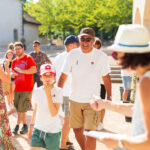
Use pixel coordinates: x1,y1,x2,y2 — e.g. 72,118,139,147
8,43,14,50
120,53,150,69
33,41,40,45
14,42,24,48
94,38,102,49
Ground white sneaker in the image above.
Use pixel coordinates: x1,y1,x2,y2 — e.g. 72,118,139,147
97,123,104,131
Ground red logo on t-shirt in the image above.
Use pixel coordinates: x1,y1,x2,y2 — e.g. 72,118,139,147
45,65,51,70
91,61,94,65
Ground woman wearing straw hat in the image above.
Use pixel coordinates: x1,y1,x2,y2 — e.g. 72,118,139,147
90,24,150,150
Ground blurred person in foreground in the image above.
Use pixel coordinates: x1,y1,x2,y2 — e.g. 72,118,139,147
0,57,14,149
91,24,150,150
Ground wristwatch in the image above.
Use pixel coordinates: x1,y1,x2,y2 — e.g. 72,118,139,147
107,96,112,99
118,140,126,150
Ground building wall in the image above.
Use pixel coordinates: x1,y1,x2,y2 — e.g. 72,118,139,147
0,0,22,45
133,0,150,33
24,23,39,44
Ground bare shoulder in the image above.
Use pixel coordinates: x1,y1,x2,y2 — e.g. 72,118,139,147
139,76,150,89
139,76,150,103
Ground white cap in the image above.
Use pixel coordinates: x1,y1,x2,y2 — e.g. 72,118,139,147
40,64,56,76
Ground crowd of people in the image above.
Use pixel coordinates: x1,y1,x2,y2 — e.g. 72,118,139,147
0,24,150,150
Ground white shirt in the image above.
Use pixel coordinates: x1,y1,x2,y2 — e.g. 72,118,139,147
32,85,63,133
62,47,110,103
121,69,132,77
53,51,72,97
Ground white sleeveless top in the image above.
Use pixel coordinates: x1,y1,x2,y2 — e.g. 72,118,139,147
132,71,150,136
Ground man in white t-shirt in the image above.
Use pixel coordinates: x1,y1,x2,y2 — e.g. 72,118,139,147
58,27,111,150
54,35,79,150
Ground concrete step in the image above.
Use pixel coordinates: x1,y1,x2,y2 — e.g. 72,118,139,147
111,78,122,83
110,74,121,78
110,70,121,74
110,65,122,83
110,65,121,70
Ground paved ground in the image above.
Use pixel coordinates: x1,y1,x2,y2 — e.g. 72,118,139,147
3,49,131,150
9,83,132,150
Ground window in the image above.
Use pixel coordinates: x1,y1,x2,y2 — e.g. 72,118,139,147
14,29,18,41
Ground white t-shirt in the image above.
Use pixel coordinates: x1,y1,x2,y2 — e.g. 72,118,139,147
53,51,72,97
121,69,132,77
62,47,110,103
32,85,63,133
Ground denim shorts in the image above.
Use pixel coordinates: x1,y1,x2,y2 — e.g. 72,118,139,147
122,76,132,90
31,128,61,150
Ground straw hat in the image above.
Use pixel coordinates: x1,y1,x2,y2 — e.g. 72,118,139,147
107,24,150,53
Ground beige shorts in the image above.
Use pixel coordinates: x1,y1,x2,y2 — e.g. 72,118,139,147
69,100,101,130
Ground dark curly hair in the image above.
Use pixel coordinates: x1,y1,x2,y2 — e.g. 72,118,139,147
120,53,150,69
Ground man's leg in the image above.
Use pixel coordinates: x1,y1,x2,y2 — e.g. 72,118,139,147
17,112,22,125
69,101,85,150
60,97,73,149
73,128,85,150
85,134,96,150
13,92,20,134
123,89,129,102
122,76,132,102
84,104,101,150
19,92,30,134
21,112,27,124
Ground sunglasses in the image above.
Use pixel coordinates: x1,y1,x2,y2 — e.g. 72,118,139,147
80,37,92,42
112,51,118,60
33,45,38,47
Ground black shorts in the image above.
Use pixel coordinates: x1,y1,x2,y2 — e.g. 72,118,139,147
100,84,106,99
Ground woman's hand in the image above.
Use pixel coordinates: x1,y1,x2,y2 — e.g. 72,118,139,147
98,137,118,148
90,99,106,111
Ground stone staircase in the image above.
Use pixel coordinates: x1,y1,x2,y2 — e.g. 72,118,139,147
110,65,122,83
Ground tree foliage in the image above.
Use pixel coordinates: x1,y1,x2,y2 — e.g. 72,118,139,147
24,0,132,39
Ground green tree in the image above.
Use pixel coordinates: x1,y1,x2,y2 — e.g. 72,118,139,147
24,0,132,40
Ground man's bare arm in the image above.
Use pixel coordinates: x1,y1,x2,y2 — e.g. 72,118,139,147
14,66,37,74
102,74,112,99
58,73,68,88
